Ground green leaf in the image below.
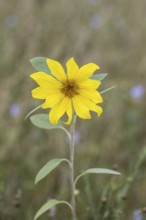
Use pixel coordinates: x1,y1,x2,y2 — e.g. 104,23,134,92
30,113,62,129
30,113,71,138
34,199,72,220
30,57,51,75
25,105,42,120
35,158,70,184
75,168,121,186
91,73,108,81
100,85,116,94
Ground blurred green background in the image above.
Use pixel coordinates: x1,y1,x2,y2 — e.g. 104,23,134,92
0,0,146,219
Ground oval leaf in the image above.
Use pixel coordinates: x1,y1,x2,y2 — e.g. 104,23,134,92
30,113,62,129
30,57,51,75
35,158,70,184
91,73,108,81
30,113,71,138
34,199,72,220
75,168,120,185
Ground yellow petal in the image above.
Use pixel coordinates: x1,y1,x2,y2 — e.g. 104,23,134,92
30,72,61,88
49,97,69,124
79,79,101,89
47,59,67,82
63,99,73,125
72,96,91,119
79,89,103,104
77,63,100,81
42,93,64,109
31,87,52,99
80,96,103,117
66,58,79,80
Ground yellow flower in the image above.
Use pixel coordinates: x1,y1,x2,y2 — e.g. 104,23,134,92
30,58,103,124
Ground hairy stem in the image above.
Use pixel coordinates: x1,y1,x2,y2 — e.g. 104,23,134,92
69,116,77,220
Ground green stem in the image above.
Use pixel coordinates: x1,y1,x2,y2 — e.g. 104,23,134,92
69,116,77,220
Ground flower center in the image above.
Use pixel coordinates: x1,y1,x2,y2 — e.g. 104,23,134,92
61,80,79,98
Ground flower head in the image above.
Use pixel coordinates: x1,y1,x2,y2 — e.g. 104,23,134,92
9,103,20,118
133,210,143,220
30,58,103,124
130,84,145,100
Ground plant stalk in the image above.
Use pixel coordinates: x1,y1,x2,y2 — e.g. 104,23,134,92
69,116,77,220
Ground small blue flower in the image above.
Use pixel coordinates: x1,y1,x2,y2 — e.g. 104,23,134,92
133,210,143,220
89,15,103,29
66,131,80,145
74,131,80,145
9,104,20,118
130,85,145,100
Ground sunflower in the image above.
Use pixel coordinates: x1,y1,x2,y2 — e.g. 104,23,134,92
30,58,103,124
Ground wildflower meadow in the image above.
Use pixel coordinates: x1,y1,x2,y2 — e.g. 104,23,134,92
0,0,146,220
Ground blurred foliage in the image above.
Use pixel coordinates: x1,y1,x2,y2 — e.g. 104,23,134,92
0,0,146,219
